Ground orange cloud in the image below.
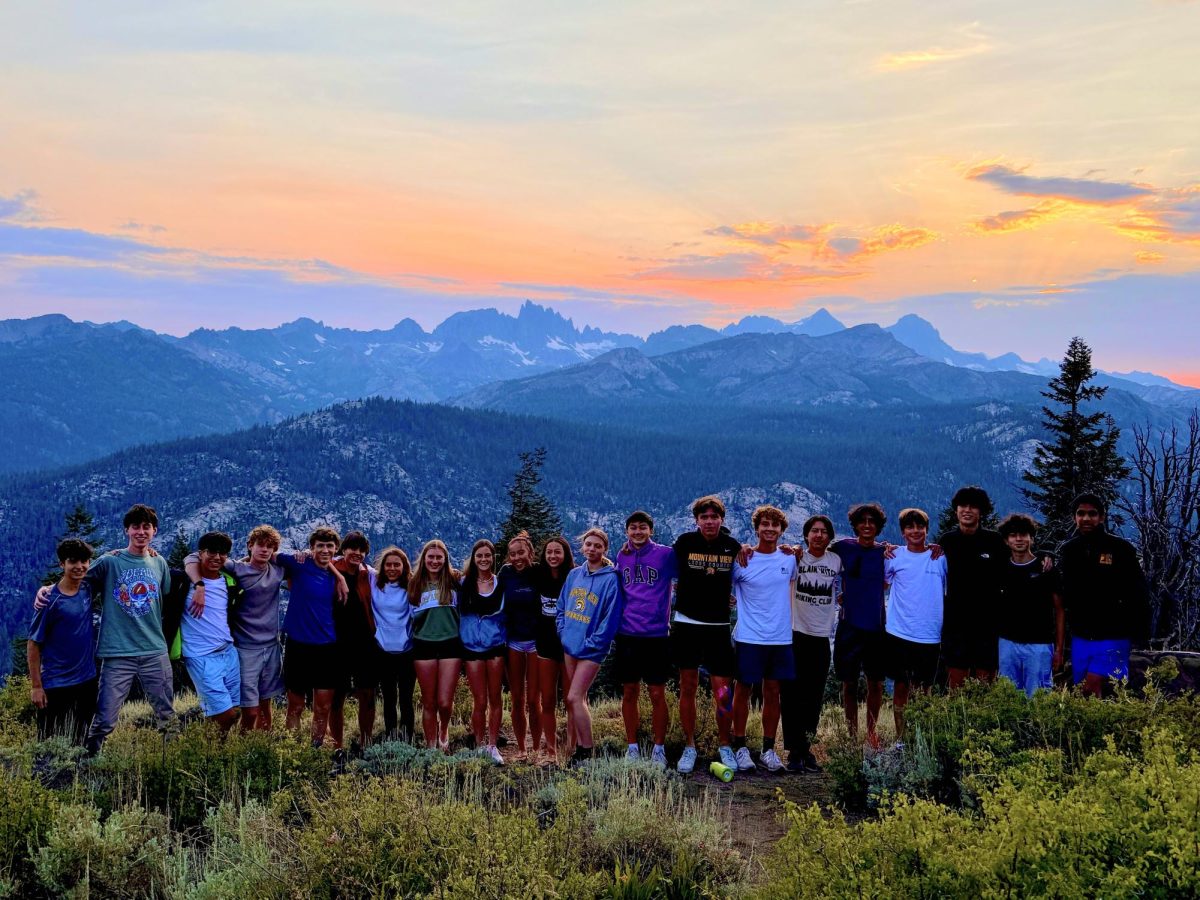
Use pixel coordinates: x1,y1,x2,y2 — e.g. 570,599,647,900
878,39,990,71
1135,250,1166,264
971,200,1069,233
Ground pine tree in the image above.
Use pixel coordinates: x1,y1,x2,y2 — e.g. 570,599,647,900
41,503,105,585
497,448,563,558
166,529,192,570
1022,337,1130,546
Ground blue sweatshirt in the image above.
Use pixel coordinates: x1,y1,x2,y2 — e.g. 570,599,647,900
499,564,540,643
556,562,621,662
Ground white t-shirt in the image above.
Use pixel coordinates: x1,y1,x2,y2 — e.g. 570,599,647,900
182,575,233,657
792,550,842,638
884,547,946,644
732,550,796,645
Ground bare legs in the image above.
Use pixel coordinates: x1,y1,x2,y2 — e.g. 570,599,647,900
678,670,733,750
562,656,600,752
466,656,505,749
507,648,541,755
842,678,883,747
415,658,461,749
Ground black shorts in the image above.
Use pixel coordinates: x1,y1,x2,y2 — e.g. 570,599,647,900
535,616,564,662
612,634,673,686
412,637,465,661
284,638,347,693
463,644,507,662
671,621,735,678
941,628,999,672
833,621,888,682
884,633,941,686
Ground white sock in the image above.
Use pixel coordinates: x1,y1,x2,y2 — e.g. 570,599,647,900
653,743,665,752
628,743,639,752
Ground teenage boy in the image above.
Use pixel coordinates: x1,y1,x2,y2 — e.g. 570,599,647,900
278,527,346,750
937,486,1007,687
672,495,741,774
780,515,841,773
831,503,888,748
883,508,947,740
996,514,1064,697
614,511,677,768
84,504,174,755
730,505,796,772
1059,493,1149,697
179,531,242,734
330,530,378,753
27,539,98,744
185,525,286,731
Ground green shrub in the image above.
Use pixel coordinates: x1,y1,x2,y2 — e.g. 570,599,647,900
35,803,173,898
759,728,1200,898
84,720,329,830
178,798,293,900
0,771,56,895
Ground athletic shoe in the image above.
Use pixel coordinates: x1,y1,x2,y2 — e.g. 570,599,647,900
760,749,784,772
625,744,641,761
651,745,668,769
677,746,698,774
734,746,755,772
803,752,823,773
487,744,504,765
719,746,737,770
785,756,807,773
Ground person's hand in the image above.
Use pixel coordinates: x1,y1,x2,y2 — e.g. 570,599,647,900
779,543,796,556
882,542,897,559
736,544,754,566
728,594,737,610
334,575,349,603
30,686,47,708
1041,555,1053,573
188,583,205,618
295,549,311,564
928,543,943,561
34,585,52,610
1052,649,1064,672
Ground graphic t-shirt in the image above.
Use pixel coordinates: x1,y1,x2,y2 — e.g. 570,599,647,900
181,576,234,657
792,550,842,638
28,582,97,689
672,530,741,625
615,541,677,638
884,547,947,644
88,551,171,658
731,550,796,645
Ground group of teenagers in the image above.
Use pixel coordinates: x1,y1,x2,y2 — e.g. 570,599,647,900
27,485,1147,773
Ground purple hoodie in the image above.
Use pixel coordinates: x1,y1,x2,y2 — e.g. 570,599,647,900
615,540,678,637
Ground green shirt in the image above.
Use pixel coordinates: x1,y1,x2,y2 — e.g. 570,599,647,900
411,585,460,643
88,551,171,658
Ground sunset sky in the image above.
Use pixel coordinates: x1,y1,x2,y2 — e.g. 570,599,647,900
1,1,1198,383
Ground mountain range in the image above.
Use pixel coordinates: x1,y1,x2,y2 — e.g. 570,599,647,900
0,302,1195,474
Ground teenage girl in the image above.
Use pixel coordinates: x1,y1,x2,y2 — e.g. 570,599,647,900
371,546,415,742
499,532,542,758
409,539,462,750
557,527,622,764
535,535,576,763
459,539,507,764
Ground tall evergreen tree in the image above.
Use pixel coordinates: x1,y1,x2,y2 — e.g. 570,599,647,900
166,529,192,570
497,448,563,558
1022,337,1130,546
41,503,105,586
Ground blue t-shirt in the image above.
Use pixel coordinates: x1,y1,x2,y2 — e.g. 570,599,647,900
278,554,339,645
29,582,97,689
833,539,886,632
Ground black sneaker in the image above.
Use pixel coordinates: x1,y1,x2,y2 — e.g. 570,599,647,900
803,752,823,773
785,757,807,773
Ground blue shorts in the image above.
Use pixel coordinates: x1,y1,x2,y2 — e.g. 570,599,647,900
184,643,241,716
1072,637,1131,683
237,642,284,706
735,641,795,684
507,639,537,655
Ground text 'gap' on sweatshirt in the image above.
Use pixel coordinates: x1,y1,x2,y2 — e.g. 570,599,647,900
615,540,677,637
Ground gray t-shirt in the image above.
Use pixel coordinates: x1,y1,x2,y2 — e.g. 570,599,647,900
792,550,842,638
185,553,284,647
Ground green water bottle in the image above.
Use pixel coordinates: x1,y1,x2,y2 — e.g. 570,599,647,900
710,760,734,782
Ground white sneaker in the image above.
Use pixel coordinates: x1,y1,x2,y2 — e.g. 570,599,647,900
760,748,783,772
625,744,641,761
487,745,504,765
677,746,698,774
734,746,755,771
719,745,737,769
651,745,668,769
